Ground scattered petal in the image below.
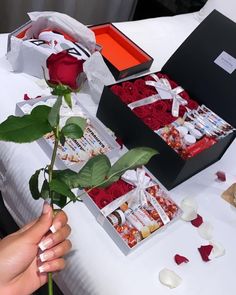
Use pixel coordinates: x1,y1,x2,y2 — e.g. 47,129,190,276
198,222,214,240
180,197,198,221
216,171,226,182
159,268,182,288
174,254,189,265
198,244,213,262
116,137,123,149
191,214,203,227
24,93,30,100
209,240,225,259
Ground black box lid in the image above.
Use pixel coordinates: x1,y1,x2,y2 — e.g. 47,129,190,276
162,10,236,127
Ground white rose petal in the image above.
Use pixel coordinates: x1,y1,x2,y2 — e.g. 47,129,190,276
180,197,198,221
198,222,214,240
209,240,225,259
181,208,198,221
159,268,182,289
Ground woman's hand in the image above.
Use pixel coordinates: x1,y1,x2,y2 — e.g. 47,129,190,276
0,202,71,295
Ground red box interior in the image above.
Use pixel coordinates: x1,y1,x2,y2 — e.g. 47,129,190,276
91,24,151,71
16,28,29,39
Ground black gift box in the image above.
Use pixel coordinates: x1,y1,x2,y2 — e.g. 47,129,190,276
90,23,153,80
97,11,236,190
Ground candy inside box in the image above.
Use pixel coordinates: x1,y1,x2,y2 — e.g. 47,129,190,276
80,167,181,255
97,11,236,190
15,95,120,172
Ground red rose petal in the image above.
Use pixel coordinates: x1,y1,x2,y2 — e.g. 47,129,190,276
115,137,123,149
174,254,189,265
198,245,213,262
191,214,203,227
216,171,226,182
24,93,30,100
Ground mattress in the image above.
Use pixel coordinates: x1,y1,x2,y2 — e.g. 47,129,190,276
0,12,236,295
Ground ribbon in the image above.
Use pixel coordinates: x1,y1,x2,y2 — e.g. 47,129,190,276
146,74,187,117
122,168,170,225
121,168,155,208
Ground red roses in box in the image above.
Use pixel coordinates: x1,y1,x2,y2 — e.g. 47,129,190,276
111,73,199,131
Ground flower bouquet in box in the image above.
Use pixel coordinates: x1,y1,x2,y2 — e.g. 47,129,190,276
86,168,180,251
110,72,235,160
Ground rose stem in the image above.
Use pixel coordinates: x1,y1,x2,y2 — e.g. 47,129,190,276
47,127,59,295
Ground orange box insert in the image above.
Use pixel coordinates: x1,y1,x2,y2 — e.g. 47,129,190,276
91,23,153,80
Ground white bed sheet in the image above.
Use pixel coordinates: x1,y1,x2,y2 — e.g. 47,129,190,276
0,12,236,295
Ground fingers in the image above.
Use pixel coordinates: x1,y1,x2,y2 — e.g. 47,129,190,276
38,258,66,273
39,239,72,262
50,210,68,233
22,203,53,244
39,224,71,251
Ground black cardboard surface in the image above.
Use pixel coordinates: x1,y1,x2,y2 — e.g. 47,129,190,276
162,10,236,127
97,11,236,190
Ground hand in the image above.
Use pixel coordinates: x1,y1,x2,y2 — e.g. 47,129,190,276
0,202,71,295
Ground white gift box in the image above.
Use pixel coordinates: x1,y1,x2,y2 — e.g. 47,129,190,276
7,11,96,79
16,95,120,171
81,167,181,255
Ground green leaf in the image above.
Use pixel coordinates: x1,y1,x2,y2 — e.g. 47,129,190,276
49,179,77,201
41,179,50,200
0,105,52,143
61,123,83,139
59,132,66,146
100,147,158,187
64,93,72,108
48,96,62,128
53,169,80,189
66,117,87,132
76,154,111,188
52,193,67,208
29,169,43,200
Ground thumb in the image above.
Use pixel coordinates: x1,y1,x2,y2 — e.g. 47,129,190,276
22,202,53,244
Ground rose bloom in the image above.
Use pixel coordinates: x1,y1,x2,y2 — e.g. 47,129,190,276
46,51,84,90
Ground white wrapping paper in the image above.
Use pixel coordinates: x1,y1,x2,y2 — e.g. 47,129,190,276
7,11,96,78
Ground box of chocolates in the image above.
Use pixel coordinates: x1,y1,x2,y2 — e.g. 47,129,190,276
80,168,181,254
97,11,236,189
90,23,153,80
16,95,120,171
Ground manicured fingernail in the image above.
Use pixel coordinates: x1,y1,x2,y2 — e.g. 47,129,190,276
42,202,51,214
50,221,62,233
38,237,53,251
39,250,54,262
38,264,50,273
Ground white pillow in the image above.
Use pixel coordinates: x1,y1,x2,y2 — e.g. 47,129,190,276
195,0,236,23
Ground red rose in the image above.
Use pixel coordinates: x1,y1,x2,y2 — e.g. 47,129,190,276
46,51,84,90
143,116,161,130
186,99,199,110
105,179,134,200
111,85,125,97
133,105,152,119
122,81,138,96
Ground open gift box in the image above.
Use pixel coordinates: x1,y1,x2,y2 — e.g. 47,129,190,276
97,11,236,190
90,23,153,80
7,12,95,78
80,168,181,255
16,95,120,172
